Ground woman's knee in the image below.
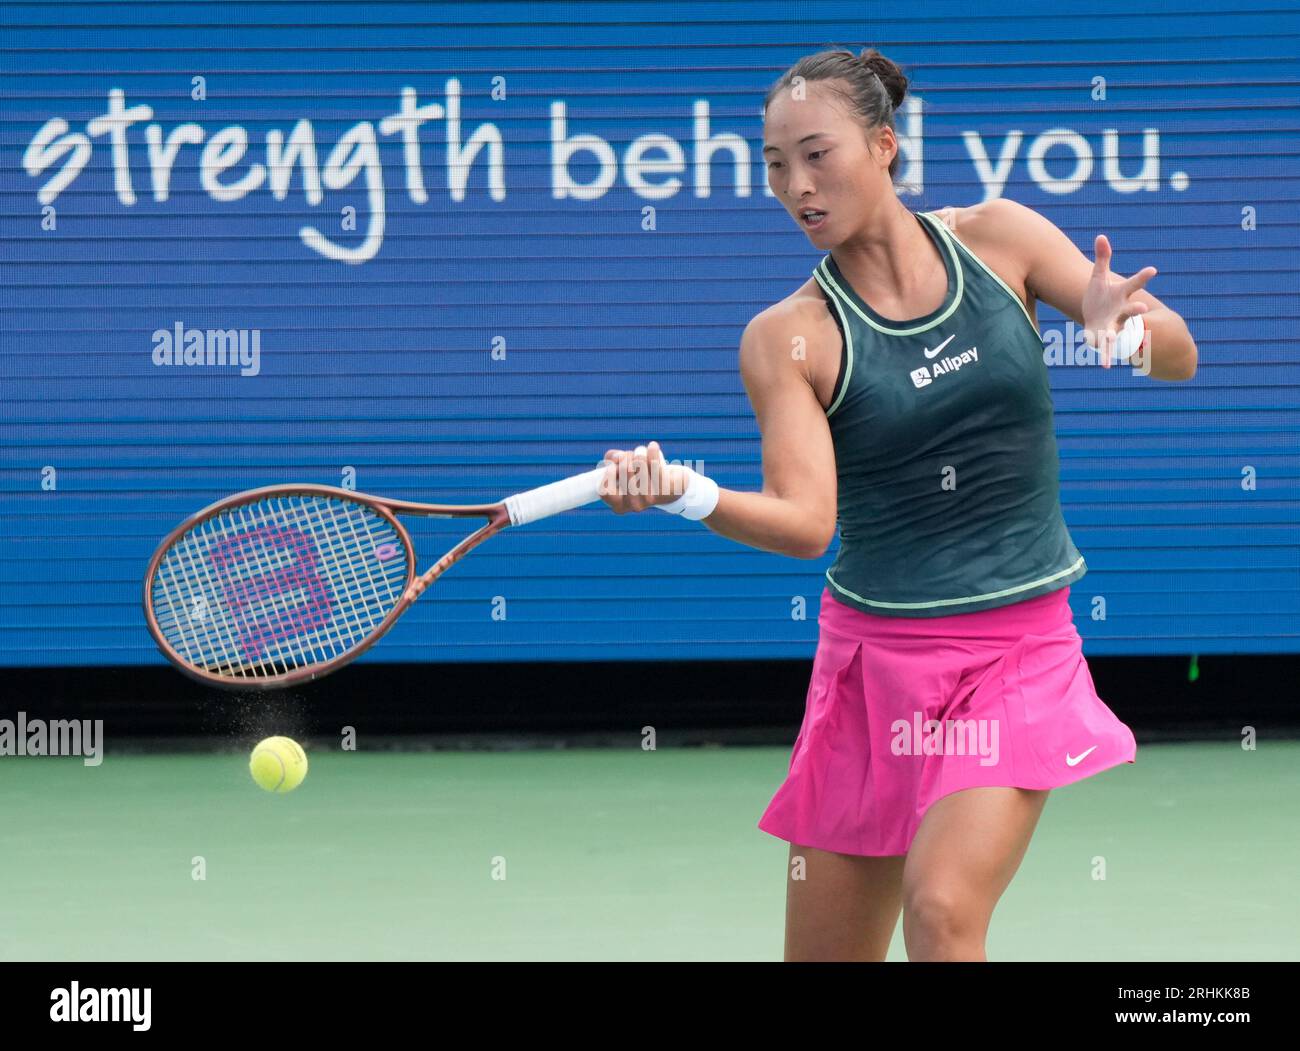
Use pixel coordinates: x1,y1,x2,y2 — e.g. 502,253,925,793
901,881,983,943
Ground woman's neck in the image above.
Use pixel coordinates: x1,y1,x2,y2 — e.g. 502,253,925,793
831,203,942,306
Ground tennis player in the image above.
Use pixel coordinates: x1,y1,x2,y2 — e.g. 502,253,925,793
599,47,1197,961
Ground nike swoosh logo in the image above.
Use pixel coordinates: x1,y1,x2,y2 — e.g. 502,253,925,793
924,334,956,359
1065,745,1098,767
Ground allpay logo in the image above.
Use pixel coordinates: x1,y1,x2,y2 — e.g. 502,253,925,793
911,335,979,389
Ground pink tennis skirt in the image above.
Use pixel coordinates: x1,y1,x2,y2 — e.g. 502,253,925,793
757,584,1137,857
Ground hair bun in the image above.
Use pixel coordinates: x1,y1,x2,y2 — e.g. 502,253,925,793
858,47,908,110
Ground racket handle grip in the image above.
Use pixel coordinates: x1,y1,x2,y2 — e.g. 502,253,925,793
504,465,609,526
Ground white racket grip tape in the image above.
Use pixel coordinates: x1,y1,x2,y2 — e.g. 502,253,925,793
504,465,610,526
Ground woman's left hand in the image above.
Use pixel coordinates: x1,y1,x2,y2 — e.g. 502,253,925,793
1082,234,1157,368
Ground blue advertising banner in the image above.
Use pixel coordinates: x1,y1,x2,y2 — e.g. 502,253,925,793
2,1,1297,664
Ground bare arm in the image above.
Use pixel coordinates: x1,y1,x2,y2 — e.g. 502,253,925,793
962,198,1198,381
597,306,838,559
704,309,838,559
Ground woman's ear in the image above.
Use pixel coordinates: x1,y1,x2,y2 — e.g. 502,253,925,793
870,125,897,170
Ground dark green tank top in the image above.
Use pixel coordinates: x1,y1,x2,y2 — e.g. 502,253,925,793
812,209,1086,617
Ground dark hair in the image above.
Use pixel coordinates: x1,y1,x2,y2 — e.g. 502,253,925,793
763,47,910,180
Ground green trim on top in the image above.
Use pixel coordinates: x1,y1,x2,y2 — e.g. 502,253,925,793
811,267,854,418
814,211,965,337
931,214,1042,341
825,555,1086,610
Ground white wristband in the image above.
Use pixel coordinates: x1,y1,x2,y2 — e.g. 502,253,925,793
1114,314,1146,363
656,467,720,521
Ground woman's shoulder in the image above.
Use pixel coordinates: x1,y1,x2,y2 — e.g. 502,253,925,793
740,277,844,402
929,198,1038,251
750,275,841,336
927,199,1038,317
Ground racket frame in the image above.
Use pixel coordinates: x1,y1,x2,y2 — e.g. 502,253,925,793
143,483,513,689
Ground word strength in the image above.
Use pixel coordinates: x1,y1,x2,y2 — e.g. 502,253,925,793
23,84,1176,262
0,713,104,766
24,84,766,263
50,983,151,1031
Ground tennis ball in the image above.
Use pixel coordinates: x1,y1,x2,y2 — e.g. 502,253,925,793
249,736,308,793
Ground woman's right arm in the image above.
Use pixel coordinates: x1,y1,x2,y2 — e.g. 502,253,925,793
599,306,838,559
703,308,838,559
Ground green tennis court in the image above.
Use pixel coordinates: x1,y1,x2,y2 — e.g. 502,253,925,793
2,739,1294,961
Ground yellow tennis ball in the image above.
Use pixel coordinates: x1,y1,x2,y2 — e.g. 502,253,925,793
249,736,308,794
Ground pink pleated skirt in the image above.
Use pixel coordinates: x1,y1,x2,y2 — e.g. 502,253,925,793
757,585,1136,857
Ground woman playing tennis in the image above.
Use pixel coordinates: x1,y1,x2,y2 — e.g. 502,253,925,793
599,46,1197,961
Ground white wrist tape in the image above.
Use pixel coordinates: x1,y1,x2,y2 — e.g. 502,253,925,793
1114,315,1147,363
656,467,720,520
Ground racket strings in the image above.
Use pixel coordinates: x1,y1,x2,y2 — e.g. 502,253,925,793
151,494,410,678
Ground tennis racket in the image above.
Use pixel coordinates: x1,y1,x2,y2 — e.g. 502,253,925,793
143,466,609,688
